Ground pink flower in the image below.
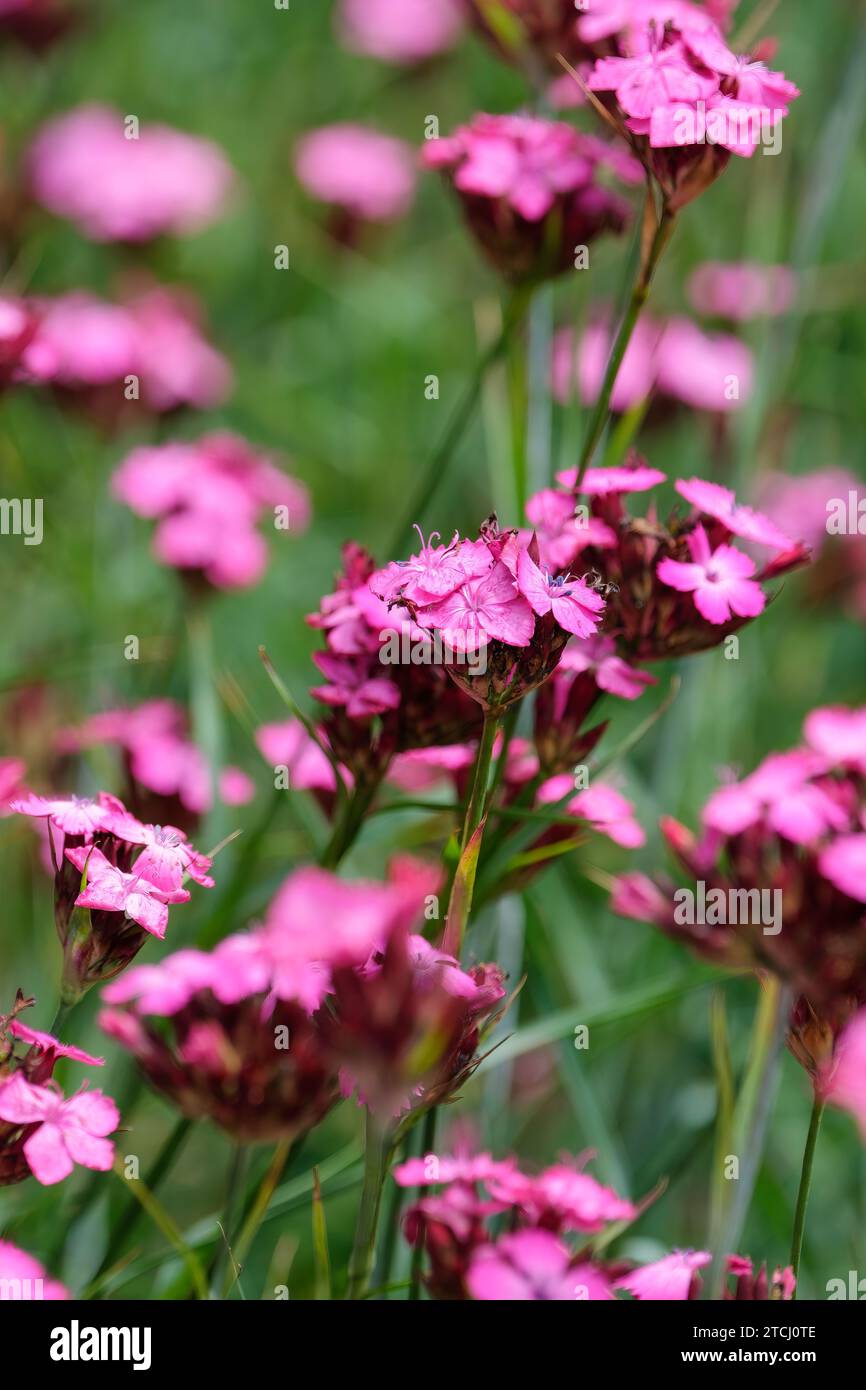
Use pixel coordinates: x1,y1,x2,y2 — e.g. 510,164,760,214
559,636,657,701
256,720,342,794
657,524,766,625
65,844,190,939
423,114,632,280
822,1009,866,1135
589,43,717,122
336,0,463,65
491,1162,637,1233
805,706,866,776
516,550,606,637
556,458,667,492
295,124,416,222
0,757,25,814
218,767,256,806
655,317,753,412
467,1230,613,1301
95,807,214,891
28,104,234,242
0,1240,68,1299
819,836,866,904
538,777,646,848
419,560,535,650
688,261,796,320
0,1074,118,1185
702,750,844,845
615,1250,711,1300
675,478,794,551
11,791,114,837
8,1020,103,1068
113,433,310,592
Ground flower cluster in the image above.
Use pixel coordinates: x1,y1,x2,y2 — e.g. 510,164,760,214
586,3,800,208
0,994,118,1187
372,518,607,711
58,699,254,828
307,541,482,780
336,0,463,66
1,285,232,423
395,1146,793,1300
100,864,505,1134
295,125,417,232
112,433,310,591
11,788,213,999
422,114,639,281
530,461,809,658
552,309,753,415
613,704,866,1075
28,104,234,242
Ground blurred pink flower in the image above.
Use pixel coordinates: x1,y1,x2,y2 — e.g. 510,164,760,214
822,1009,866,1136
295,124,416,222
538,776,646,848
468,1230,613,1301
688,261,796,320
0,1240,68,1299
0,1074,118,1185
559,635,657,701
553,312,753,414
336,0,463,64
218,767,255,806
0,756,26,814
615,1250,711,1300
113,433,310,591
29,104,234,242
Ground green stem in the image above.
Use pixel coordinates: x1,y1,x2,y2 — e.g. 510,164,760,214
95,1117,193,1284
49,998,76,1037
346,1112,391,1300
573,205,676,489
408,1106,438,1302
210,1144,250,1299
506,307,529,516
789,1091,825,1294
319,773,383,870
187,600,225,847
461,711,501,855
387,289,531,556
705,977,791,1299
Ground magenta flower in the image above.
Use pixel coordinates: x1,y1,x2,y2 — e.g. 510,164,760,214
65,845,189,939
612,704,866,1076
28,104,234,242
420,561,535,650
657,524,766,625
516,549,605,637
423,113,634,281
0,1240,68,1299
615,1251,795,1302
112,433,310,592
559,635,657,701
822,1009,866,1137
295,124,417,223
0,1073,118,1185
336,0,463,65
468,1231,613,1301
688,261,796,320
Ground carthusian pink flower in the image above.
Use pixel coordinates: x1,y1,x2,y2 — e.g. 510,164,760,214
336,0,463,65
612,704,866,1078
29,104,234,242
112,433,310,592
0,1239,68,1299
423,113,635,281
1,993,116,1187
295,124,417,225
468,1230,613,1301
657,524,766,625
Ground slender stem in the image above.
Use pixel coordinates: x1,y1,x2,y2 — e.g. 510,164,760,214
461,711,501,854
408,1106,438,1302
387,288,531,556
95,1117,193,1283
319,772,383,870
49,998,76,1037
573,205,676,489
705,977,791,1299
187,600,225,846
789,1091,825,1293
346,1112,391,1300
210,1144,250,1299
507,307,529,516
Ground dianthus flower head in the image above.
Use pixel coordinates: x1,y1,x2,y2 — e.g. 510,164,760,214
11,789,212,1000
422,113,637,282
612,704,866,1076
